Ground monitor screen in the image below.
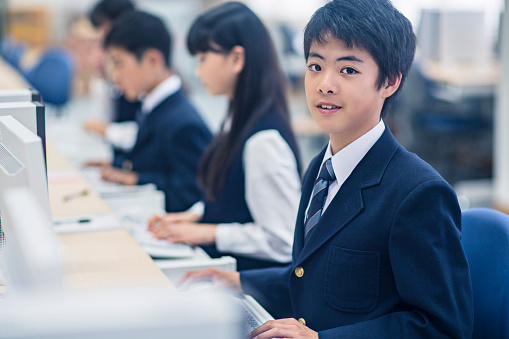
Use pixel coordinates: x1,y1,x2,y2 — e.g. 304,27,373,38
0,115,50,253
0,101,46,163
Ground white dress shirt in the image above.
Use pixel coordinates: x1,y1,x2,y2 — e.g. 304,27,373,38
104,75,182,152
306,120,385,216
189,129,301,263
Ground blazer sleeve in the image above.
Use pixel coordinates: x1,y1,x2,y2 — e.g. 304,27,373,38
240,265,294,319
137,124,211,212
318,179,473,339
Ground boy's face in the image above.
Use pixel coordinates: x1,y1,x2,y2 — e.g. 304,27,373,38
106,46,153,101
305,38,399,153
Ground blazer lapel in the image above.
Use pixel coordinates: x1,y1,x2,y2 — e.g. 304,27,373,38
292,147,326,261
294,127,400,266
129,92,180,155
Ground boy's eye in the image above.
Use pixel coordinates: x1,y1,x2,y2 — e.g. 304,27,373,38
308,64,321,72
341,67,357,75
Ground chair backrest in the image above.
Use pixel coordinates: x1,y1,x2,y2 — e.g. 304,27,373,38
23,48,75,106
461,208,509,339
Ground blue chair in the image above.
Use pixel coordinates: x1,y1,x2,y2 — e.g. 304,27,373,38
23,48,75,115
0,36,27,68
461,208,509,339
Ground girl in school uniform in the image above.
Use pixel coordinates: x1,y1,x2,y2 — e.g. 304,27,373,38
148,1,302,270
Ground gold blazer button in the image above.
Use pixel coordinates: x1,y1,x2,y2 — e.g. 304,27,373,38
298,318,306,326
294,266,304,277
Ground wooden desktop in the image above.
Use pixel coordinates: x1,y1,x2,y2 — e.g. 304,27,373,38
46,142,173,291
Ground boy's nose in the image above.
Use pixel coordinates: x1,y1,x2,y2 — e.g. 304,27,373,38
318,72,337,94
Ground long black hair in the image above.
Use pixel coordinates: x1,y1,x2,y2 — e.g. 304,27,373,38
187,1,294,201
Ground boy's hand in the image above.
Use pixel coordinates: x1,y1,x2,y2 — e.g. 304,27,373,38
100,166,138,185
83,119,108,136
250,318,318,339
177,268,242,293
83,160,110,168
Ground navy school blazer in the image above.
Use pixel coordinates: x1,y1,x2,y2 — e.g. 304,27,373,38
113,90,212,212
240,127,473,338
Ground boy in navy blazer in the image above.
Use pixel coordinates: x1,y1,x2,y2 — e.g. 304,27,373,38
180,0,473,338
100,11,212,212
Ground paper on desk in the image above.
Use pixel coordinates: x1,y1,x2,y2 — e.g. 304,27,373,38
53,214,123,234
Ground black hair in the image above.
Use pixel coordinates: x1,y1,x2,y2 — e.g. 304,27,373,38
89,0,135,28
304,0,416,118
104,10,172,68
187,1,297,201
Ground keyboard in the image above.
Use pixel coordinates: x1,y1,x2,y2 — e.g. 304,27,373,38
241,302,262,334
120,212,194,258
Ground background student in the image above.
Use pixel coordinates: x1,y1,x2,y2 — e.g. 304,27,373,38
83,0,141,155
178,0,474,338
99,10,212,212
148,2,302,271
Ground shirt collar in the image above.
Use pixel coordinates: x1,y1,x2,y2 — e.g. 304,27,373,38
322,119,385,186
140,74,182,115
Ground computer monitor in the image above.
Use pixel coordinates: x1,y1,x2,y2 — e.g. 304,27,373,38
417,9,489,63
0,88,41,103
0,115,50,254
0,187,62,294
0,289,242,338
0,115,49,217
0,101,46,162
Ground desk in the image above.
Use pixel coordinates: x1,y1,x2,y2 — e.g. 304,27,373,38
46,142,173,291
420,59,499,88
0,58,30,90
418,59,498,101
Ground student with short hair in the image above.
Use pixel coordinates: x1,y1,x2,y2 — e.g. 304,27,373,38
101,11,212,213
178,1,474,337
89,0,135,34
148,2,302,270
84,0,140,155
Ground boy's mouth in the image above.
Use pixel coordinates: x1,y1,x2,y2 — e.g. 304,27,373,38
316,103,341,114
317,104,341,109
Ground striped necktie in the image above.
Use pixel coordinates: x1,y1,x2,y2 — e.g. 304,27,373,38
304,158,336,239
135,108,147,130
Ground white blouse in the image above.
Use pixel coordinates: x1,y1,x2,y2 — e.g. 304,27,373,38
189,129,301,263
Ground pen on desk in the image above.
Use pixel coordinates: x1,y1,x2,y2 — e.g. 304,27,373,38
53,218,91,226
62,189,89,202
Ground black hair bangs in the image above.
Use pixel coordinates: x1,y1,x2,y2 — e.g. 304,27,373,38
187,18,223,55
303,2,379,61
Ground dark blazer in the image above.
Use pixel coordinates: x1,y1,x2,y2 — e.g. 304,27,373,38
240,127,473,338
114,90,212,212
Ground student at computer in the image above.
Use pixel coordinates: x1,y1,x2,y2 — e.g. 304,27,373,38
148,2,301,270
83,0,140,154
99,11,212,212
177,0,474,337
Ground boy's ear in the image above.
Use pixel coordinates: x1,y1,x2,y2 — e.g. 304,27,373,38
230,45,245,75
142,49,165,68
382,72,402,98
